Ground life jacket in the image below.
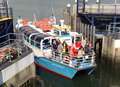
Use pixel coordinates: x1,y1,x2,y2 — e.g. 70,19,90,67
75,41,82,49
70,46,78,57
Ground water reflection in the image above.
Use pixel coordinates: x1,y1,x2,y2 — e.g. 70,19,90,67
95,57,120,87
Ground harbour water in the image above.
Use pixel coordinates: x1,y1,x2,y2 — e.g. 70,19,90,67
9,0,120,87
35,55,120,87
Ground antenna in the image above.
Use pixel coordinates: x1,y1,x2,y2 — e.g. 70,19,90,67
51,7,56,24
33,13,37,22
52,7,54,17
49,0,56,25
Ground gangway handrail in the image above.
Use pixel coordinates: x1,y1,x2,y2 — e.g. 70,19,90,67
78,4,120,14
28,33,40,44
24,33,54,50
106,22,120,34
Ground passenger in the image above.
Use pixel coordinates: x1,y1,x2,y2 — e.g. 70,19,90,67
84,44,89,54
57,42,63,60
51,39,58,57
57,40,63,53
70,46,78,58
62,41,69,55
64,29,67,33
88,42,93,53
89,42,93,48
81,38,86,48
75,41,82,49
77,48,84,58
52,40,57,50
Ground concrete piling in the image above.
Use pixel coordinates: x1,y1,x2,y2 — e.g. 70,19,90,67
101,33,120,63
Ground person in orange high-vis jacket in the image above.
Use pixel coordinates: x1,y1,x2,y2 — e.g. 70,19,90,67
75,41,83,49
70,46,78,58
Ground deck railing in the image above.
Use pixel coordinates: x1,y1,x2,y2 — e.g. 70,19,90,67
23,34,95,67
78,4,120,14
105,22,120,39
0,0,13,19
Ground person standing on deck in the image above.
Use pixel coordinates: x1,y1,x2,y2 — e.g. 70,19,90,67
81,38,86,49
57,40,63,61
62,41,69,55
70,46,78,59
75,40,83,49
77,48,85,58
51,39,58,58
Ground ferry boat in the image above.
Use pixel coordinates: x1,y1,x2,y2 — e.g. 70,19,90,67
16,18,96,79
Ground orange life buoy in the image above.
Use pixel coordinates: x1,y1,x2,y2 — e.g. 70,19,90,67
63,56,70,64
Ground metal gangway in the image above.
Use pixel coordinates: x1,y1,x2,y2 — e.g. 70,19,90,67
78,3,120,14
106,22,120,39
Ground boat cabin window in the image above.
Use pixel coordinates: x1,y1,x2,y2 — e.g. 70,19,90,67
54,30,60,36
30,35,36,45
42,39,51,49
61,31,69,36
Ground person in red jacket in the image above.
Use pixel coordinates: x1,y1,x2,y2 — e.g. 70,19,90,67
75,41,83,49
70,46,78,58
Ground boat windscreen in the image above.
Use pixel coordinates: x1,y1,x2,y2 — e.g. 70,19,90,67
33,33,51,49
54,30,59,35
19,26,32,32
34,33,48,42
42,39,51,49
61,31,70,36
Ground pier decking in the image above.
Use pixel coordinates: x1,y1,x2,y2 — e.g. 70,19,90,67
78,4,120,14
77,2,120,28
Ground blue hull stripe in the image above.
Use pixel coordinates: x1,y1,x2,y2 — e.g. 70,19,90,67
34,56,77,79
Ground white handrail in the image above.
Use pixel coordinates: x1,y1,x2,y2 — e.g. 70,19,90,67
40,37,54,50
28,33,40,41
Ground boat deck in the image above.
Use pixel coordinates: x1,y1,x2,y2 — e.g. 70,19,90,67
31,45,95,70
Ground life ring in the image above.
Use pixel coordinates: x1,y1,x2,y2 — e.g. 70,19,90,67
63,56,70,64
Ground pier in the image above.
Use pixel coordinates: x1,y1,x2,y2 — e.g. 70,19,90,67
69,1,120,56
78,4,120,14
101,23,120,62
0,0,13,43
0,33,35,86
